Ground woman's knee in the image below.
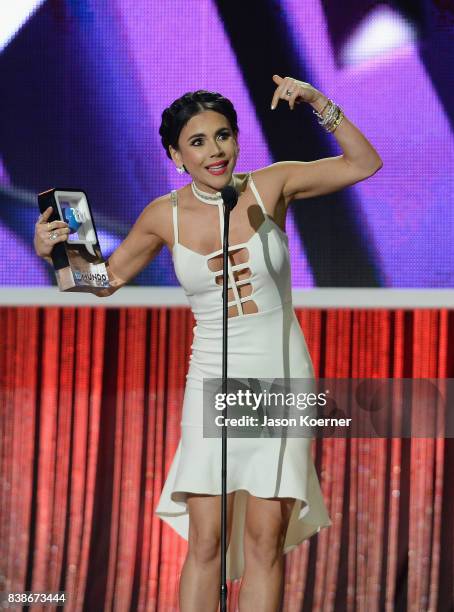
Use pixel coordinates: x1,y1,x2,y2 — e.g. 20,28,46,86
244,527,286,568
188,528,221,565
243,496,293,568
186,493,235,565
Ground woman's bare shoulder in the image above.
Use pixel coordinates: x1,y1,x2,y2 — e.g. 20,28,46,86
145,191,172,211
245,165,287,211
134,192,175,243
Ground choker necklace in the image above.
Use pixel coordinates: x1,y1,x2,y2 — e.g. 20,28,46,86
191,176,236,205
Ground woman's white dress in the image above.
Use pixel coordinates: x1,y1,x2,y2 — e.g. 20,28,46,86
155,173,332,580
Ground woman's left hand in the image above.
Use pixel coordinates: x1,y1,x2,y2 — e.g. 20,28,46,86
271,74,322,110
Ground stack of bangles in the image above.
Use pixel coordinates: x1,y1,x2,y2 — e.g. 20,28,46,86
313,99,344,133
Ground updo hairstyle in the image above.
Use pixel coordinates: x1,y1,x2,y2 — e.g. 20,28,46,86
159,90,239,159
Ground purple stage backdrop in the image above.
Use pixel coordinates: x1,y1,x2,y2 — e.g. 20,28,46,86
0,0,453,288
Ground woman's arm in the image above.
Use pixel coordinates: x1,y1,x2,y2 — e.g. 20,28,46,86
96,201,165,297
269,75,383,204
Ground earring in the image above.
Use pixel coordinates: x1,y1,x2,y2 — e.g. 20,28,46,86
176,166,185,174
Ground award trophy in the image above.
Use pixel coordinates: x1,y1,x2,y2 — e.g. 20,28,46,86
37,188,111,293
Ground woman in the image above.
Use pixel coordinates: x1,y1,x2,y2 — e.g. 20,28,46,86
34,74,382,611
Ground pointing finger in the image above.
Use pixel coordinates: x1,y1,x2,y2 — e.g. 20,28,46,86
271,74,285,109
272,76,293,110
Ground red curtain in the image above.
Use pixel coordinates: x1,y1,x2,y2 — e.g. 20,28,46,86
0,306,453,611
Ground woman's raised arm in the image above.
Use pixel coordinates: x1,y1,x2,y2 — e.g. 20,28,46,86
268,75,382,204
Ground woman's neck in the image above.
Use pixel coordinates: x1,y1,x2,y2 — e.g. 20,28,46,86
191,175,237,205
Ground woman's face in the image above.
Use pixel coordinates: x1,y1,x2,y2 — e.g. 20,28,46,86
170,110,239,193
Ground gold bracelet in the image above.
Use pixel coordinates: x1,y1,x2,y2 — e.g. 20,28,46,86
329,109,345,133
323,105,342,132
313,99,345,132
323,102,339,127
325,106,341,131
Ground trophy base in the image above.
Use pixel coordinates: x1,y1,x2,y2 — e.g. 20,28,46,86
55,259,110,294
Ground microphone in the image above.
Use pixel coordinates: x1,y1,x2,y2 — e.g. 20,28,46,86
221,186,238,211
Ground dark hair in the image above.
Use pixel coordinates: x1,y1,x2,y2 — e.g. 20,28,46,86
159,90,239,159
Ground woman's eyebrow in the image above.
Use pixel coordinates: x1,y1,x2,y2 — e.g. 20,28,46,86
187,132,205,141
187,128,229,142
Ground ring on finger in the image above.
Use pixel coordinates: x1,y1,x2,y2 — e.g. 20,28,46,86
286,89,293,96
49,231,58,241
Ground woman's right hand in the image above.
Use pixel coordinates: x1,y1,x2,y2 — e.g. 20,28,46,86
34,206,70,259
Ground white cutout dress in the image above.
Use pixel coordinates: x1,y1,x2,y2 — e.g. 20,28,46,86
155,173,332,580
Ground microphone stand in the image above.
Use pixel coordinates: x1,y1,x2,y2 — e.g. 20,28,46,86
219,185,237,611
220,197,230,612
